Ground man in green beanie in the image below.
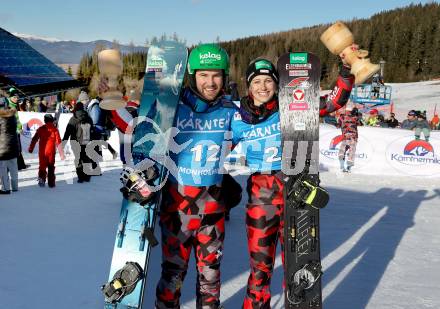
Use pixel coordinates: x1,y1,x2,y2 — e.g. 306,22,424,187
5,88,27,169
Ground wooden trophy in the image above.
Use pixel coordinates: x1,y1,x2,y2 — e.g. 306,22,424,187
97,49,126,110
320,21,380,84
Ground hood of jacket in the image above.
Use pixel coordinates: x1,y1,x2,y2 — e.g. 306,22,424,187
74,110,90,123
0,109,19,160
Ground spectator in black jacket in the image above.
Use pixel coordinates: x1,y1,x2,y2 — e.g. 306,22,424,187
3,88,28,170
386,113,399,128
38,99,48,112
62,102,95,183
0,109,19,194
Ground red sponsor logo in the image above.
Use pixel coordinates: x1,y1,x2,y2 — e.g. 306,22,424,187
23,118,44,138
287,77,309,87
289,89,309,110
293,89,305,101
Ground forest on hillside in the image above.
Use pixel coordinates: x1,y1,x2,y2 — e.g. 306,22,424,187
75,2,440,97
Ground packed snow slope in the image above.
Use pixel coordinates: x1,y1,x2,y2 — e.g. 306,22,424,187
389,80,440,121
0,154,439,309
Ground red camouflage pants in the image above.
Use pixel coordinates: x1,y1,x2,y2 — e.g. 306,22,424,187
243,173,285,309
338,137,358,167
155,184,225,309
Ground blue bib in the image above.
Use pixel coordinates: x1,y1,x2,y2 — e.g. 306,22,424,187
230,110,282,172
169,91,235,186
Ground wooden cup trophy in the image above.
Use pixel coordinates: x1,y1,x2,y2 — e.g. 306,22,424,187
97,49,126,110
320,21,380,84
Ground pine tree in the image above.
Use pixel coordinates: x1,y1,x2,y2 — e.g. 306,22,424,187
73,3,440,94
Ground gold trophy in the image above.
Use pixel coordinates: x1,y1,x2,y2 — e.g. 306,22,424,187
97,49,126,110
320,21,380,84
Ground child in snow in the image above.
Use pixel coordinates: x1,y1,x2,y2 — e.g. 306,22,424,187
28,114,65,187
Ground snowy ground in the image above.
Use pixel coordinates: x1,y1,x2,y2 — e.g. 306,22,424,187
390,80,440,121
1,154,439,309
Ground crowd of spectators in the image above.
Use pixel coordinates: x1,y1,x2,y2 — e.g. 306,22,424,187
323,105,438,143
324,107,438,131
0,90,92,114
0,88,119,192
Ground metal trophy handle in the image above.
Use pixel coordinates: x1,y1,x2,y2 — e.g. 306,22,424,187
98,49,126,110
320,21,380,84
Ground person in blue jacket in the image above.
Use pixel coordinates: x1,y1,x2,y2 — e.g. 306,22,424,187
152,43,239,309
87,97,118,175
117,44,237,309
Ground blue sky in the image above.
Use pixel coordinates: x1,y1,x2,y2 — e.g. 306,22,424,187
0,0,435,45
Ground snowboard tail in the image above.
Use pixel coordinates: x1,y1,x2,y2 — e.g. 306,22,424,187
278,52,323,308
104,41,188,308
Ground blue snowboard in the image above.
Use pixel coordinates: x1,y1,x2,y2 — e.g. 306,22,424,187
104,41,188,309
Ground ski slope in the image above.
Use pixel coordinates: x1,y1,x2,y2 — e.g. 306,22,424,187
353,80,440,120
1,81,440,309
388,80,440,121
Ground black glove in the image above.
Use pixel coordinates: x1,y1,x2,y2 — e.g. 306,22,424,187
339,64,353,78
221,174,242,210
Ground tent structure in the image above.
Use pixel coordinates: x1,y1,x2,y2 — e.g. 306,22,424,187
0,27,82,97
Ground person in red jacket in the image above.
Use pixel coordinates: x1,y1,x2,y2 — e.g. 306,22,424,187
28,114,65,187
337,106,362,172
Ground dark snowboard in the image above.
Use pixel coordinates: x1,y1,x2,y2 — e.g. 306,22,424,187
278,52,323,308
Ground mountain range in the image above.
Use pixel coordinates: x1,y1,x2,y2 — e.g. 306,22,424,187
17,34,147,64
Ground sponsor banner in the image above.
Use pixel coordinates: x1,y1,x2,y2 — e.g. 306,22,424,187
18,112,120,159
17,113,440,178
289,89,309,110
255,59,273,70
18,112,55,156
319,124,440,177
320,128,374,169
289,70,308,77
286,63,312,70
290,52,308,64
292,89,305,102
147,58,164,72
21,113,45,140
147,59,164,67
199,52,222,65
19,112,71,140
386,136,440,176
289,103,309,111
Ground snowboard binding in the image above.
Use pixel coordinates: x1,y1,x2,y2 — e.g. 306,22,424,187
119,166,158,205
102,261,144,304
286,173,329,209
286,261,322,305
